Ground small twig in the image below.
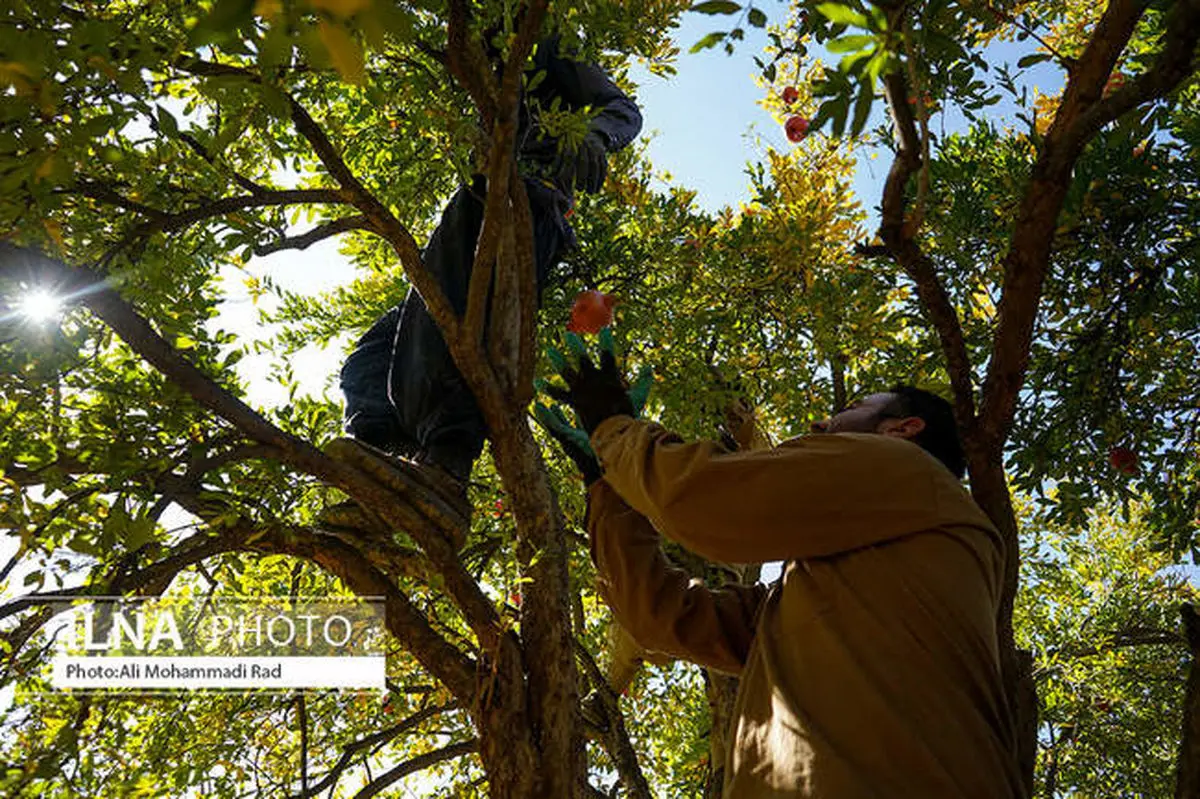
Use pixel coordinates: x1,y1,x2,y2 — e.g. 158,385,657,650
902,17,930,236
981,1,1076,70
351,740,477,799
253,215,372,257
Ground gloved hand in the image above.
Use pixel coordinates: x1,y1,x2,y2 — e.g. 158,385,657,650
535,329,652,483
555,131,609,194
542,330,631,434
533,402,602,485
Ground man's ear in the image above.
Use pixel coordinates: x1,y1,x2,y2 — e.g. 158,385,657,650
877,416,926,441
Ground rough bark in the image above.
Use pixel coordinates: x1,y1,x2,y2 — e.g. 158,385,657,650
1176,605,1200,798
704,671,740,798
488,415,586,798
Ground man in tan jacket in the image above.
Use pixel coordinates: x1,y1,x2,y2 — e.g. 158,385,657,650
545,349,1026,797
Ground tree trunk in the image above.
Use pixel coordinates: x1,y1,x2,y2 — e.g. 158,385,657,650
487,414,587,797
1174,605,1200,798
967,452,1037,796
704,670,740,798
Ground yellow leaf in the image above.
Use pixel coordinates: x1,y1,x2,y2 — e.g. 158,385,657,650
254,0,283,19
311,0,372,19
35,155,56,180
42,218,64,251
0,61,35,91
318,21,364,84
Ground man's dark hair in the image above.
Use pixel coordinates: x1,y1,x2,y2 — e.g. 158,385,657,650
879,385,966,479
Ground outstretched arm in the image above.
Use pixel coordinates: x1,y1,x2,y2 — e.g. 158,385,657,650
587,480,766,676
592,416,984,564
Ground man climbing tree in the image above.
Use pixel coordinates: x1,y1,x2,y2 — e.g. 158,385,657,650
543,343,1027,796
338,35,642,497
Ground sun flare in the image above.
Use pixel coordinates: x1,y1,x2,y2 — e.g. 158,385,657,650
19,289,64,322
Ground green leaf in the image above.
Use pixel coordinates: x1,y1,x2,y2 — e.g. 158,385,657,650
826,34,875,54
829,94,850,137
689,31,727,53
155,106,178,136
816,3,869,28
690,1,741,14
257,25,292,71
850,77,875,137
748,8,767,27
1018,53,1053,69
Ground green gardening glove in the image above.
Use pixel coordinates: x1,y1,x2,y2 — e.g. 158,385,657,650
535,328,653,483
542,329,652,433
533,402,602,485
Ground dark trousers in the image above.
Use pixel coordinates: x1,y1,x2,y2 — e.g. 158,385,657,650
340,177,572,480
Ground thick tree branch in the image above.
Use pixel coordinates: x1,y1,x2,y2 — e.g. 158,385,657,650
249,526,479,701
253,215,373,257
133,468,478,701
446,1,499,125
976,0,1161,451
575,639,653,799
487,192,521,391
464,0,547,353
0,245,503,661
509,170,538,398
1069,3,1200,154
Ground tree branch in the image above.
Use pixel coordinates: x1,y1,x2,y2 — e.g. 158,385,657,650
253,215,372,257
509,169,538,398
446,1,499,126
575,639,653,799
976,0,1195,450
0,245,503,660
94,187,350,268
352,740,478,799
162,124,273,196
172,57,463,348
290,701,459,798
877,72,978,432
1064,0,1200,161
464,0,547,352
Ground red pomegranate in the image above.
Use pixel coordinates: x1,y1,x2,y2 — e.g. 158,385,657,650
785,115,810,143
567,289,616,334
1107,446,1139,475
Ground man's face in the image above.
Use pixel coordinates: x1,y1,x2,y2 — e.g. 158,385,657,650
810,393,897,434
809,392,925,442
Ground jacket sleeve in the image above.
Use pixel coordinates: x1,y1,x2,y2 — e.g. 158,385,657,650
535,40,643,150
591,416,984,564
587,480,766,675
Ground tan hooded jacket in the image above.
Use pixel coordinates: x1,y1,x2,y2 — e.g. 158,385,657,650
587,416,1026,798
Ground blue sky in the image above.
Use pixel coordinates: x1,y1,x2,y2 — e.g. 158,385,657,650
628,11,1066,218
213,10,1071,409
